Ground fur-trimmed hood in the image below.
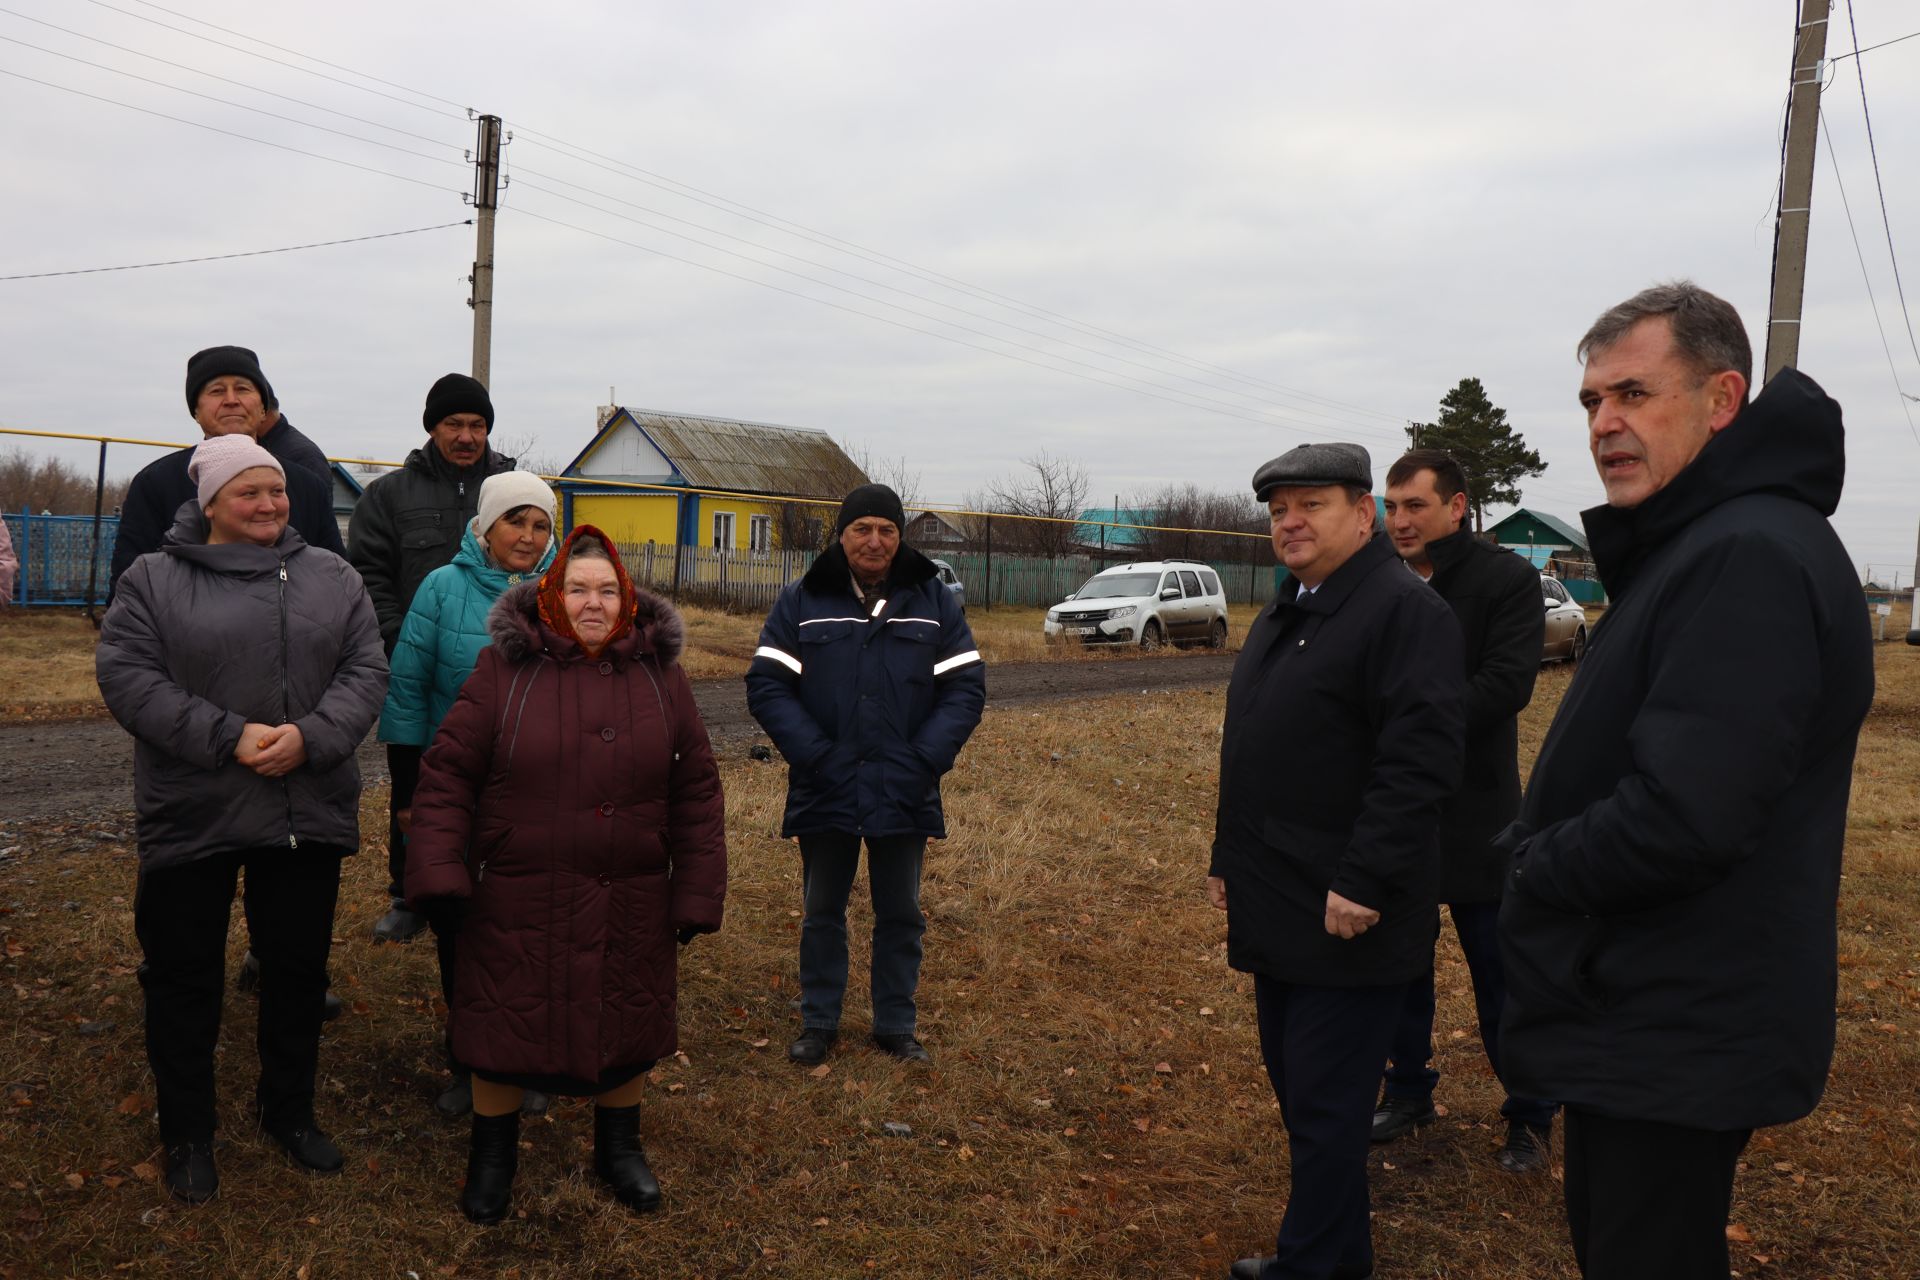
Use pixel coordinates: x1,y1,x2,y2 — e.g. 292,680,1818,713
486,577,686,666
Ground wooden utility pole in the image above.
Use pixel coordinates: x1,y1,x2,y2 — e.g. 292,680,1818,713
469,114,504,386
1764,0,1831,384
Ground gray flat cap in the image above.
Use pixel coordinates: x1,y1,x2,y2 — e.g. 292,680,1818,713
1251,442,1373,501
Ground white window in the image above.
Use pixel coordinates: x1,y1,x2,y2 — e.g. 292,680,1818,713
711,511,736,549
749,514,772,552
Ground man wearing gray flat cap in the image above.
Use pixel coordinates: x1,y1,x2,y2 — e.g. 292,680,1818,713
1209,442,1466,1280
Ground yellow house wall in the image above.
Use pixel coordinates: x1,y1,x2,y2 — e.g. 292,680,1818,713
571,493,679,545
692,496,784,550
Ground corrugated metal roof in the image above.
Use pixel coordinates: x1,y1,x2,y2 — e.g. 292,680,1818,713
621,409,868,497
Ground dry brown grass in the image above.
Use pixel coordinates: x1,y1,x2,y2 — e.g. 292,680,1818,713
1,614,1916,1278
3,603,1256,720
0,611,110,722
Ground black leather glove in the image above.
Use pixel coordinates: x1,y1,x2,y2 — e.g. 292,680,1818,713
418,896,469,937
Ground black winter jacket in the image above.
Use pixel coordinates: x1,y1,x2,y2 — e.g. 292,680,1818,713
347,444,515,652
745,542,985,838
1210,535,1465,986
108,417,344,605
1421,530,1544,903
1498,368,1873,1131
96,510,387,871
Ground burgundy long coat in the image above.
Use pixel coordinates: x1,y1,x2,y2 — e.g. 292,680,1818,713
406,577,726,1083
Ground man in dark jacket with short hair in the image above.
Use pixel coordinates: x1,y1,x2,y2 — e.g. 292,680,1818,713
1501,282,1873,1279
1372,447,1555,1171
1210,442,1465,1280
746,484,984,1068
349,372,516,945
109,345,343,605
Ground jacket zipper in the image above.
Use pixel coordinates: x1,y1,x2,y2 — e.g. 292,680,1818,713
278,560,298,850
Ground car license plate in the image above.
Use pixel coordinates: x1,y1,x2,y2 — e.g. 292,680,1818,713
1067,625,1097,636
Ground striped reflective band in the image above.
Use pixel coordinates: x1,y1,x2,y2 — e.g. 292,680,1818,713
754,645,802,675
869,598,887,618
932,649,982,675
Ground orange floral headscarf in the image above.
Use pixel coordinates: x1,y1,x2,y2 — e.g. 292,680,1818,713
535,525,638,658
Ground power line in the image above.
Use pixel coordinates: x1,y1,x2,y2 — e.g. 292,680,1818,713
76,0,463,119
59,0,1419,431
115,0,471,112
507,203,1406,444
1829,27,1920,60
0,7,458,148
1817,111,1920,451
0,67,464,194
0,35,467,170
1844,1,1920,371
508,162,1397,437
0,221,471,282
509,179,1406,443
510,132,1414,430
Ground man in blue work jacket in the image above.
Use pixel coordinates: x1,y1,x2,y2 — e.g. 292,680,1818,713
746,484,985,1067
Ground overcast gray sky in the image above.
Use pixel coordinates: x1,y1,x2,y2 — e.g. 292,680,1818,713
4,0,1918,578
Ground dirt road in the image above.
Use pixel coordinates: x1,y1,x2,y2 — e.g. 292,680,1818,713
0,653,1234,823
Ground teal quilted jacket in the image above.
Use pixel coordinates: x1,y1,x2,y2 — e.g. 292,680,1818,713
378,523,556,747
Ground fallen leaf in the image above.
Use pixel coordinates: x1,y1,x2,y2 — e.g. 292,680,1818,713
809,1064,831,1079
1726,1223,1754,1244
130,1161,159,1183
957,1144,975,1161
1153,1062,1172,1074
1132,1118,1151,1133
750,1038,770,1049
64,1173,84,1189
115,1094,145,1116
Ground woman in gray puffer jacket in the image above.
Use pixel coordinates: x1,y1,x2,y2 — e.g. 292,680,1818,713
96,435,387,1207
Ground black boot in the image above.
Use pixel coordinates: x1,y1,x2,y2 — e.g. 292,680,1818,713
592,1104,661,1212
460,1110,519,1225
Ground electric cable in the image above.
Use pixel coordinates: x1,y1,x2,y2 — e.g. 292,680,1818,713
510,162,1396,436
510,179,1406,443
510,132,1413,430
0,7,458,147
0,34,467,169
1844,0,1920,370
51,0,1419,431
76,0,463,118
1,221,471,282
114,0,471,112
507,203,1407,446
0,66,464,194
1818,111,1920,450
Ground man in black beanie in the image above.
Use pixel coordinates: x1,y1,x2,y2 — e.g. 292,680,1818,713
350,372,515,951
746,484,985,1068
109,345,342,605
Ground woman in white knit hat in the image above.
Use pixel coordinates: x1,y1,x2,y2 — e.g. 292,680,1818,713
378,468,558,1119
95,434,387,1204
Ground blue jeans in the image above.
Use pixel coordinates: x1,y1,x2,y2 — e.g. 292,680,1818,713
1383,899,1556,1130
1254,976,1404,1280
798,833,927,1036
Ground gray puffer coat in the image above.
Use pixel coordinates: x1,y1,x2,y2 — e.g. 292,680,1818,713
97,503,388,871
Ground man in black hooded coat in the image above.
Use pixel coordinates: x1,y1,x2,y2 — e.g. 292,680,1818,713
1499,282,1873,1279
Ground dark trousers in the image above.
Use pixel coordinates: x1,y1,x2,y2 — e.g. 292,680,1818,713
1563,1109,1752,1280
798,833,926,1036
1383,900,1556,1130
1253,975,1404,1280
425,907,463,1074
385,743,421,900
134,849,342,1145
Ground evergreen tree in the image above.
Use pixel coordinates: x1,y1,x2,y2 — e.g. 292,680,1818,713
1407,377,1546,532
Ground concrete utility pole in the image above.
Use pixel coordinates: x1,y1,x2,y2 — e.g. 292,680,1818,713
468,114,505,386
1764,0,1831,384
1908,516,1920,643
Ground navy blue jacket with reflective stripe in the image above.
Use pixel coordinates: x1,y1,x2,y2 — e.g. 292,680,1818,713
745,543,985,838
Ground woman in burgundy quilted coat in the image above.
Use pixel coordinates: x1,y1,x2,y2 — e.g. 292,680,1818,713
406,527,726,1223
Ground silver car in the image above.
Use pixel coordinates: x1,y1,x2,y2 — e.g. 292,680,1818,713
1541,574,1588,663
931,558,965,612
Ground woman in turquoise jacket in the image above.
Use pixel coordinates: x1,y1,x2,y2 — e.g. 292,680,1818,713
380,469,557,1119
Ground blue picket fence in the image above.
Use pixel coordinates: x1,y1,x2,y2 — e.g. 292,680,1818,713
4,510,119,607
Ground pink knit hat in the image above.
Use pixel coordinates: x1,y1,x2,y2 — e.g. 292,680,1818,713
188,435,284,510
